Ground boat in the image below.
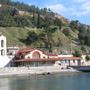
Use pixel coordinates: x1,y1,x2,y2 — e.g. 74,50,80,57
70,66,90,72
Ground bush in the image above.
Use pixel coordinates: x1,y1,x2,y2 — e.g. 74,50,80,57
72,50,82,57
85,55,90,61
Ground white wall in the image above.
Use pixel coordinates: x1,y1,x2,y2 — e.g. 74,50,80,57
58,55,73,57
25,49,48,59
0,35,11,67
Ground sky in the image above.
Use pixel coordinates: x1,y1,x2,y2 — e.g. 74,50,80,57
13,0,90,25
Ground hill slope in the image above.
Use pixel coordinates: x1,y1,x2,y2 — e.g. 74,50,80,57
0,0,90,53
0,27,30,46
0,27,78,51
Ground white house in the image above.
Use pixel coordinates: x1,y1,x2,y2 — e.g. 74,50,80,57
0,34,10,67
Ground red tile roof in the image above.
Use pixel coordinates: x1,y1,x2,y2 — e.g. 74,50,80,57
17,48,35,54
17,48,58,56
13,57,81,62
48,53,57,56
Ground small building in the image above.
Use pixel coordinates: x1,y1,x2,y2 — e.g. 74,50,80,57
12,48,81,67
7,47,19,55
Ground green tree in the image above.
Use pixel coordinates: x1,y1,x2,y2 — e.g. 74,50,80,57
14,16,32,27
70,20,80,30
62,27,71,37
81,46,86,52
0,0,11,4
37,11,40,28
85,55,90,61
40,26,57,52
85,28,90,46
54,18,63,29
73,50,82,57
26,31,39,44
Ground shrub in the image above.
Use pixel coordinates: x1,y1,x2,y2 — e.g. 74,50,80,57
72,50,82,57
85,55,90,61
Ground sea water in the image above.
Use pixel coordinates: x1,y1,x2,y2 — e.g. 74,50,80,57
0,73,90,90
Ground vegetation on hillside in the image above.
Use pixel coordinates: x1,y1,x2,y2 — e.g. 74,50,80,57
69,20,90,47
0,0,90,53
0,0,65,28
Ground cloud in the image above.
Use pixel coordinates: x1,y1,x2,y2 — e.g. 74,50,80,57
72,0,90,16
73,0,90,3
46,0,90,17
46,3,66,14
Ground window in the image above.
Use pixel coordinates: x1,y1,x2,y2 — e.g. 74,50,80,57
43,56,46,58
28,56,30,59
65,60,67,63
1,49,5,56
73,60,75,63
1,40,4,47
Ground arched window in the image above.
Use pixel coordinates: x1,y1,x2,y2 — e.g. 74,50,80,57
1,40,4,47
1,49,5,56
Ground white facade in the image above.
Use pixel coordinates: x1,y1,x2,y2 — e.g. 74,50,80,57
54,54,81,67
58,55,73,57
0,34,10,67
7,47,19,55
25,49,48,59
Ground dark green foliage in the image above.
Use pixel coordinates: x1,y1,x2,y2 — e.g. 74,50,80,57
37,12,40,28
14,16,32,27
0,6,18,16
0,13,16,27
62,27,71,36
73,50,82,57
42,26,57,52
70,20,80,31
81,46,86,52
85,28,90,46
0,0,64,28
54,18,63,29
70,20,90,47
78,24,90,46
26,31,39,44
0,0,11,4
24,26,57,52
85,55,90,61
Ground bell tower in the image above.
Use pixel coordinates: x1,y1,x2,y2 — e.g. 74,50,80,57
0,33,7,56
0,33,11,67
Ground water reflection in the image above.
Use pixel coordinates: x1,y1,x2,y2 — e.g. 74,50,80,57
0,78,11,90
0,73,90,90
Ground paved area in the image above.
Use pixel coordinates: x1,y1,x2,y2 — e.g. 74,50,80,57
0,66,78,77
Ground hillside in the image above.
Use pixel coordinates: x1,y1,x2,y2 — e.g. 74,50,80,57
0,27,70,45
0,26,80,51
0,0,90,53
0,27,30,46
